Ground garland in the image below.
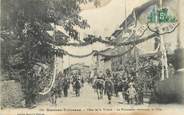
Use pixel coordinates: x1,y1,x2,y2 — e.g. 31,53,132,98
39,55,57,95
53,23,178,47
62,46,135,58
45,21,179,60
53,23,178,58
54,33,159,58
64,50,96,58
55,33,158,47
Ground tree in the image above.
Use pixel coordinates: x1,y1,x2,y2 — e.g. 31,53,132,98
123,55,161,92
1,0,90,107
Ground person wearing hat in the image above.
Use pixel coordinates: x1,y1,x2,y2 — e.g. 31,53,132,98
62,76,70,97
50,85,58,105
105,78,114,104
74,78,81,97
127,83,137,104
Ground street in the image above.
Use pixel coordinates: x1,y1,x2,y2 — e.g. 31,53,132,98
1,82,184,114
35,83,184,110
37,83,123,108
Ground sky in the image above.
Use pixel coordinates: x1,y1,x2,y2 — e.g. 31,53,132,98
56,0,147,71
56,0,184,71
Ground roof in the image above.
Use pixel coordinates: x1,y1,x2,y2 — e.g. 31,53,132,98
111,0,156,38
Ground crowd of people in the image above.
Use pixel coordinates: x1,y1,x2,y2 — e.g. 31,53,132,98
90,69,144,105
49,68,145,105
49,72,85,105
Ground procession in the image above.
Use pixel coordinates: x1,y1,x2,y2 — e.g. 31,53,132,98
48,68,143,105
1,0,184,111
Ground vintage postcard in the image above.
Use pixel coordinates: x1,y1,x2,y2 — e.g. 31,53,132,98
1,0,184,115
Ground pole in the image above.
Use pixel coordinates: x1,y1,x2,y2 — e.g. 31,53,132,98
62,57,64,72
160,36,169,80
177,0,181,48
124,0,127,31
134,45,138,77
97,54,99,71
158,0,169,80
159,0,163,8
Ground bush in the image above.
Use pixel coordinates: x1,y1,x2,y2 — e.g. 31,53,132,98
1,80,25,108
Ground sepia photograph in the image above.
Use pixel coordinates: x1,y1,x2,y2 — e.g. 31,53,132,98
0,0,184,115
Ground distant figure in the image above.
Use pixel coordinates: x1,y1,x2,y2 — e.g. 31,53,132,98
127,84,137,104
105,69,112,78
56,72,64,98
50,86,57,105
95,78,105,100
136,87,144,104
122,78,129,103
113,75,119,97
105,78,114,104
81,77,84,87
74,79,81,96
72,74,78,92
62,77,70,97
